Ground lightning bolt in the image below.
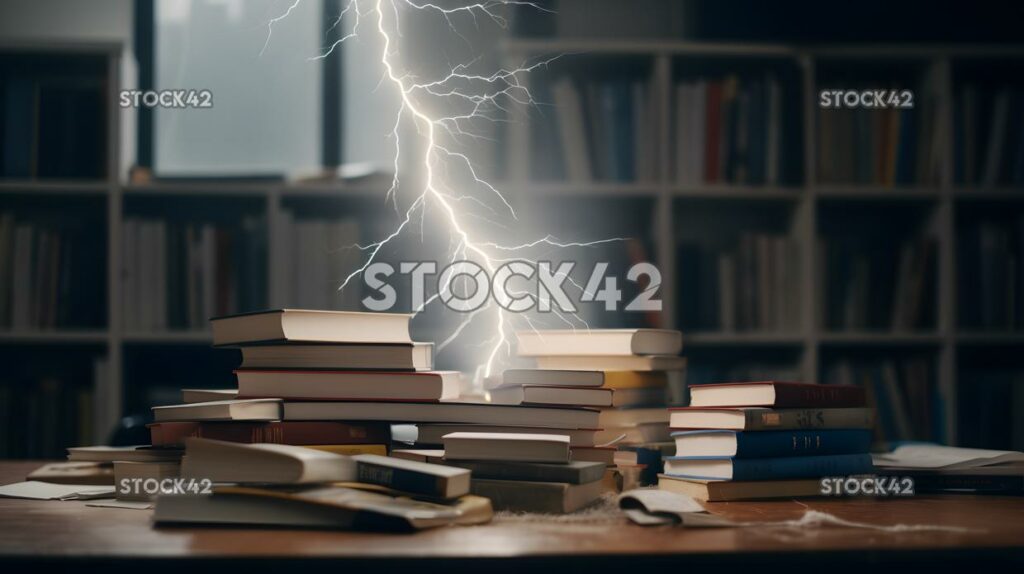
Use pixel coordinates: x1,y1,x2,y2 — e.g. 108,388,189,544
266,0,625,379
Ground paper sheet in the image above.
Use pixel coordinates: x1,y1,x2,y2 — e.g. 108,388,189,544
0,481,115,500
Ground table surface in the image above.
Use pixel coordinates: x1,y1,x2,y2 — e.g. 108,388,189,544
2,461,1023,567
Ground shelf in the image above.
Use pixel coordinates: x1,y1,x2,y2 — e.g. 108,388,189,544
952,188,1024,200
0,330,108,343
497,181,660,198
505,39,799,57
684,331,805,346
818,332,944,345
121,331,213,343
0,180,110,194
814,185,941,200
671,185,802,200
956,332,1024,345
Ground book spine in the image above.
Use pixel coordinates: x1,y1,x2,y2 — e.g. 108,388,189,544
772,384,867,408
733,429,872,458
355,460,446,498
453,461,584,484
743,408,875,431
731,453,874,481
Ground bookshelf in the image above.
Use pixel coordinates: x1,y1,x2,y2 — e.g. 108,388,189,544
4,39,1024,454
499,39,1024,448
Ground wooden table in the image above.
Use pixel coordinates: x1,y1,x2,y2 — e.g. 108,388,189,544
1,461,1022,572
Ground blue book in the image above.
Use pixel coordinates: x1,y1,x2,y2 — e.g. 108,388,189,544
671,429,872,459
663,453,874,481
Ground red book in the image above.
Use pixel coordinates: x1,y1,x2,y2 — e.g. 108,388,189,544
704,80,723,182
688,381,866,408
148,421,391,447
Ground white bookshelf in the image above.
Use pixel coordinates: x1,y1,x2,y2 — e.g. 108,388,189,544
4,40,1024,448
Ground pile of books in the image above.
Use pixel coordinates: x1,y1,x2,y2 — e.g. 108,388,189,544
153,437,490,530
658,381,876,502
394,433,608,513
503,328,685,485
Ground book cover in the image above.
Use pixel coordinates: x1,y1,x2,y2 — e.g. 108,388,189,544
672,429,873,458
664,453,874,481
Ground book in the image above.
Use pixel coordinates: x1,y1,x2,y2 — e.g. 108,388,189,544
439,459,606,485
414,424,598,448
570,446,616,465
551,77,592,181
499,369,667,389
179,438,357,484
595,422,672,445
303,444,388,456
391,449,445,464
282,401,599,429
182,389,238,403
443,432,571,463
669,406,875,431
67,446,183,463
26,462,114,485
148,421,392,447
152,399,281,422
113,461,181,501
500,369,604,388
689,381,866,408
671,429,873,458
350,454,470,500
657,474,822,502
487,385,613,407
238,343,433,371
235,370,460,401
598,407,669,428
663,453,874,481
516,329,682,356
211,309,412,346
535,355,686,372
470,478,604,513
154,485,490,531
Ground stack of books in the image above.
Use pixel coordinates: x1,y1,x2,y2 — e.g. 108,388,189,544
153,437,491,531
498,328,685,485
147,309,460,455
394,433,608,513
658,381,875,502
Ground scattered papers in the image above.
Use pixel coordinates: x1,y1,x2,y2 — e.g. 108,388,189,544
0,481,115,501
873,444,1024,471
619,489,723,526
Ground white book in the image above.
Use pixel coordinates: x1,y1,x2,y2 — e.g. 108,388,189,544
236,370,461,401
415,424,598,448
181,388,238,403
551,77,592,182
211,309,413,346
180,438,356,484
152,398,282,422
488,385,613,407
283,401,599,429
442,432,571,463
500,369,605,388
534,355,686,372
516,328,682,357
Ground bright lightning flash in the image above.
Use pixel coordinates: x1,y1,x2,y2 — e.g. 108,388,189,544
266,0,623,379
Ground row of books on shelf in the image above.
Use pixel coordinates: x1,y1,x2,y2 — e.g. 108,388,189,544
0,213,105,329
819,237,936,331
955,85,1024,187
276,213,363,313
535,77,658,182
121,217,267,331
958,217,1024,330
673,74,791,186
823,356,943,444
818,100,942,186
677,233,801,332
1,73,106,180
